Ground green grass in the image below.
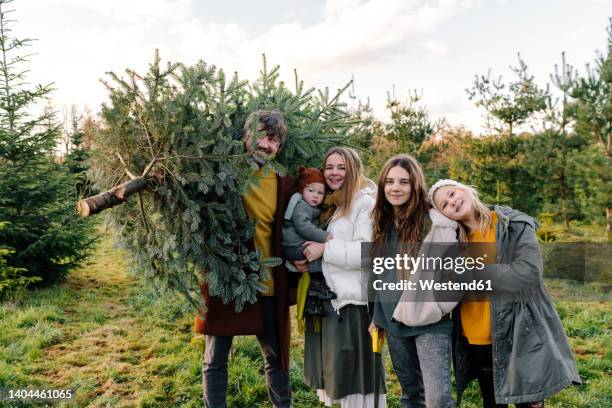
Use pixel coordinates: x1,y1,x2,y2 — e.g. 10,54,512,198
0,230,609,407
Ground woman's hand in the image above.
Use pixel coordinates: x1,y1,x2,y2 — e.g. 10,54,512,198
368,321,385,341
303,241,325,262
293,260,309,273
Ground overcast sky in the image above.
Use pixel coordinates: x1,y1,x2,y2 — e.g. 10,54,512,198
11,0,611,133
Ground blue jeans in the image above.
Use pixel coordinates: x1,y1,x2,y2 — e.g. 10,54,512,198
201,297,291,408
386,332,455,408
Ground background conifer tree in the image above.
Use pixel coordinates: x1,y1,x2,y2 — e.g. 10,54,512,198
0,0,95,289
468,54,549,136
383,90,445,184
63,106,96,198
524,52,587,230
571,18,612,231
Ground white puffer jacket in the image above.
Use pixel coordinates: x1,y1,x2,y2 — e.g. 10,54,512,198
322,180,376,311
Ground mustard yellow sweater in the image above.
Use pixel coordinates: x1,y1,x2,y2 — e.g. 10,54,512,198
461,211,497,345
242,169,277,296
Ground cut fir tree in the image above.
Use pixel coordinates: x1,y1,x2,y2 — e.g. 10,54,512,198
82,51,353,314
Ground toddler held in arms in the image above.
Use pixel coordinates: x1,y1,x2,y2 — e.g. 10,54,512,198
283,166,336,315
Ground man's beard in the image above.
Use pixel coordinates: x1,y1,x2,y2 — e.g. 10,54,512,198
251,148,274,165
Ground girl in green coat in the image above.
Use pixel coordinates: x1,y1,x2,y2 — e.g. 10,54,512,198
430,179,581,408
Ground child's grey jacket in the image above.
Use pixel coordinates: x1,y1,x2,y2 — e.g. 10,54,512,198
282,193,328,247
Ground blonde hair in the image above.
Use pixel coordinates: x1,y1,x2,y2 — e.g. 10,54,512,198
322,147,365,218
455,185,493,242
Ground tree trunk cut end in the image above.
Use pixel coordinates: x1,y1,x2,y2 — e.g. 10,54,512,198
76,199,91,218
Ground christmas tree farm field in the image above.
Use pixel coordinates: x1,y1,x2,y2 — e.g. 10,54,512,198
0,232,609,407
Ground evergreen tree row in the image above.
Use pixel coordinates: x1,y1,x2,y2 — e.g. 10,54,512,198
0,0,95,299
348,20,611,234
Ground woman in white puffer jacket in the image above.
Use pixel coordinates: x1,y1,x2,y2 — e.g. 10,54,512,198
323,174,375,311
296,147,386,408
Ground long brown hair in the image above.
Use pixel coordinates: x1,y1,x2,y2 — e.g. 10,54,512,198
322,147,365,218
372,154,430,245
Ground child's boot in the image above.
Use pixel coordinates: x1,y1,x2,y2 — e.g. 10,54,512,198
304,296,324,316
308,279,337,300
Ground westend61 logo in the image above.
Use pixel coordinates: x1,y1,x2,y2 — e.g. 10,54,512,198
371,253,487,275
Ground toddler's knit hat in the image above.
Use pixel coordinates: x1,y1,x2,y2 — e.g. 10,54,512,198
298,165,325,193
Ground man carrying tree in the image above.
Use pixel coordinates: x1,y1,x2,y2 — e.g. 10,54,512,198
194,110,296,408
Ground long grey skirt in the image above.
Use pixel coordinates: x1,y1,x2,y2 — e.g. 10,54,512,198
304,300,386,400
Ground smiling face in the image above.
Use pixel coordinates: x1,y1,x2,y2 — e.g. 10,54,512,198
433,185,473,221
323,153,346,191
384,166,412,210
244,123,281,162
302,182,325,207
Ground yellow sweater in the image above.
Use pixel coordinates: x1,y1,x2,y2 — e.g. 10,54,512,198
242,169,277,296
461,211,497,345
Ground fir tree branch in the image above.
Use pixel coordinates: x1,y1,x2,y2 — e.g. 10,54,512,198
141,156,158,178
116,152,137,180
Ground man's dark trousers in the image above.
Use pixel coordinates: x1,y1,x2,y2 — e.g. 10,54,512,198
202,297,291,407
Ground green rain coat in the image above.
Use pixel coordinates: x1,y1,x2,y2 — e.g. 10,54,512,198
454,205,581,405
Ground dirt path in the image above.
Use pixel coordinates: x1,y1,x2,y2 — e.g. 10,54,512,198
37,238,149,407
